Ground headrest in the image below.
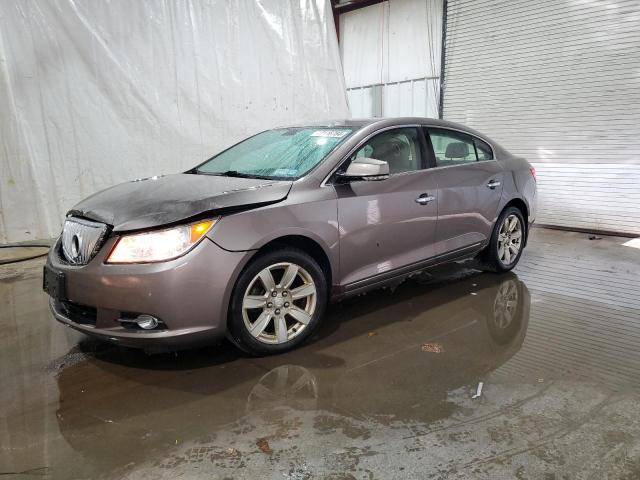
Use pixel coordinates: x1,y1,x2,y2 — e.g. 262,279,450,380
372,137,407,159
445,142,469,159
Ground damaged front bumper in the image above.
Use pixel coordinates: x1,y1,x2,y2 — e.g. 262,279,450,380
44,235,252,349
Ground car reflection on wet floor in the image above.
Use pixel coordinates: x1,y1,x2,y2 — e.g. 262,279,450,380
1,228,640,479
54,271,528,456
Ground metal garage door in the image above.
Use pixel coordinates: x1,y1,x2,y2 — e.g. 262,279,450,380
442,0,640,235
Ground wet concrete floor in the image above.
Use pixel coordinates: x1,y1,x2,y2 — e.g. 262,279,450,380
1,227,640,479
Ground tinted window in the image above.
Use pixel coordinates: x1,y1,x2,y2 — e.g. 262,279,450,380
474,137,494,160
428,128,477,166
351,128,423,175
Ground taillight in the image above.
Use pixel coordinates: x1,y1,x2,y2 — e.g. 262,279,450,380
529,166,536,181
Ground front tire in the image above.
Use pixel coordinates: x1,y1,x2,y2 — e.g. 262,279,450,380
481,206,526,272
227,248,327,355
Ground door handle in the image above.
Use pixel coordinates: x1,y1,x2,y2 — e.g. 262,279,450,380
486,180,501,189
415,194,435,205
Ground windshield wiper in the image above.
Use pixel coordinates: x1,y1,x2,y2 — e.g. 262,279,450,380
197,170,271,179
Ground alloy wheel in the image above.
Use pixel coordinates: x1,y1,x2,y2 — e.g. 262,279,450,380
242,262,317,345
497,214,523,265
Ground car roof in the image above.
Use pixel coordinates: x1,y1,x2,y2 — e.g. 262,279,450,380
274,117,509,157
289,117,495,144
288,117,481,132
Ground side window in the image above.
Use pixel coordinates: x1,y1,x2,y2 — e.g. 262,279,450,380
428,128,477,166
474,137,494,160
350,128,423,175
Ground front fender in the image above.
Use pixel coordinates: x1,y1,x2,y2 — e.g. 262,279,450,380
208,186,340,279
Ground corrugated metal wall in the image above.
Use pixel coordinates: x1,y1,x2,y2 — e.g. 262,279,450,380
442,0,640,235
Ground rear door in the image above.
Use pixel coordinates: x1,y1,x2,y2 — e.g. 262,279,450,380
425,127,504,255
333,126,438,287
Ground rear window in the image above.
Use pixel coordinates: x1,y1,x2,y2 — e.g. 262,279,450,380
474,138,494,160
427,128,495,166
428,128,477,166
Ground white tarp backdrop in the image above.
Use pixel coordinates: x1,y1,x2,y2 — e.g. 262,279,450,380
0,0,349,243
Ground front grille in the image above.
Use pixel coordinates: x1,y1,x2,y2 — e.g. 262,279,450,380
61,217,108,265
59,301,97,326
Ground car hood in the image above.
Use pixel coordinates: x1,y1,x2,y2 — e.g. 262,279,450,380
68,174,293,232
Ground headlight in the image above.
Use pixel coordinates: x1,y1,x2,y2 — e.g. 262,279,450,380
106,218,218,263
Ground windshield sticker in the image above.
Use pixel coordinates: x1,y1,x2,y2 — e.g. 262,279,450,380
311,129,349,138
273,168,298,177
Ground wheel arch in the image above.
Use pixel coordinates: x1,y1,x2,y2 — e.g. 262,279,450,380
224,234,332,353
502,197,530,245
253,235,333,290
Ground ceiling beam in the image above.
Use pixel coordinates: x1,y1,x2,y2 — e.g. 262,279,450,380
332,0,386,15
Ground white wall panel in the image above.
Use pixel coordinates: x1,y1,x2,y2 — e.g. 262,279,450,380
382,78,440,118
340,2,387,88
0,0,349,242
443,0,640,234
386,0,442,82
346,87,376,117
340,0,443,117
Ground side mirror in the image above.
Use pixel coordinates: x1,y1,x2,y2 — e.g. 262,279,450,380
337,157,389,182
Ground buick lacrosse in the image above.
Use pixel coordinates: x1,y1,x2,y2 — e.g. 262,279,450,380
43,118,537,355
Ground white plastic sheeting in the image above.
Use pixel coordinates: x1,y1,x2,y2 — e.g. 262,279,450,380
0,0,349,242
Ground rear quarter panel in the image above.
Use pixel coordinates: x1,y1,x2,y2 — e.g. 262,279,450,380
499,156,538,223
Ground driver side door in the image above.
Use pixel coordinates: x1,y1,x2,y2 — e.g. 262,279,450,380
332,127,438,289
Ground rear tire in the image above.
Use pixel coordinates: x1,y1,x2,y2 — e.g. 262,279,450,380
227,248,327,356
480,206,526,272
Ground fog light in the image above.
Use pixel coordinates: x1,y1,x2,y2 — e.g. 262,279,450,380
136,314,159,330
